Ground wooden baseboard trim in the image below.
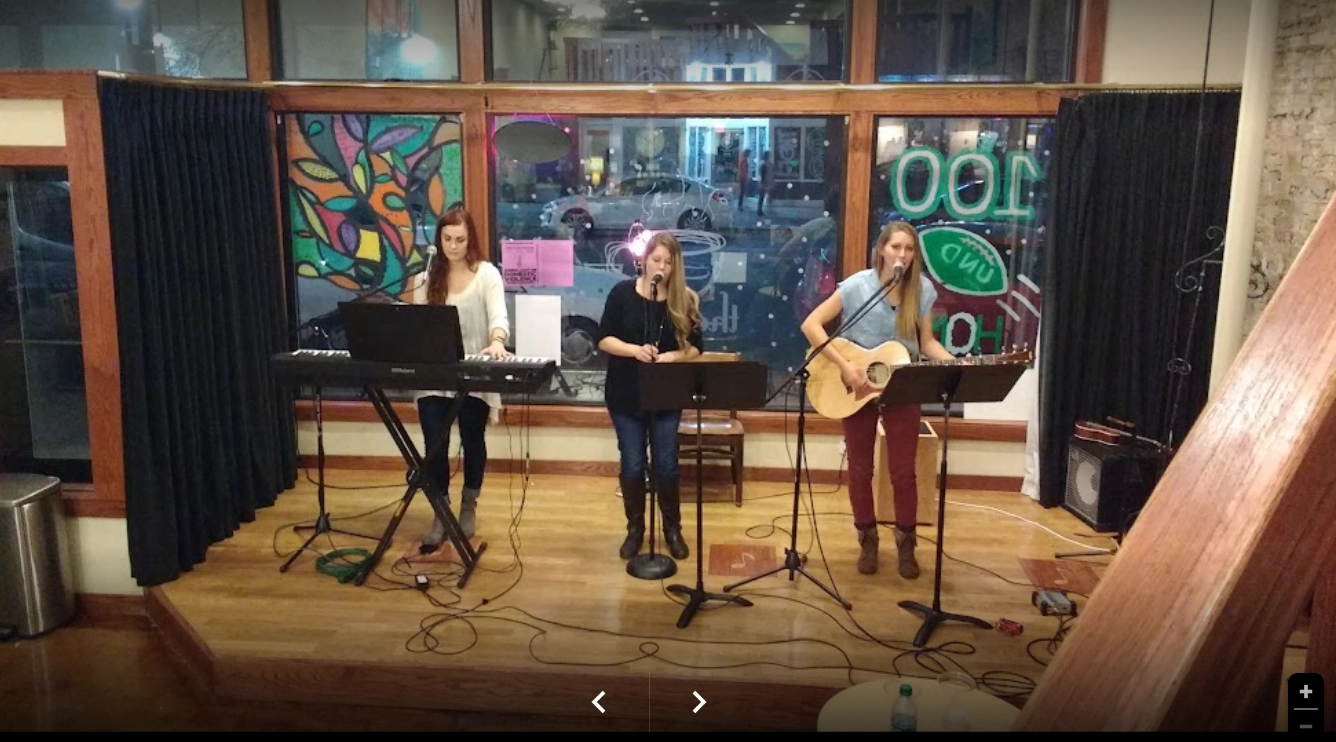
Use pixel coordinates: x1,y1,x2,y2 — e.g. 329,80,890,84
297,455,1019,493
70,592,150,631
948,475,1024,493
299,454,841,486
0,145,66,166
61,483,126,518
295,401,1028,443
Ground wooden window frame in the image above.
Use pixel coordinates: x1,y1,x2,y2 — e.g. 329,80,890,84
0,2,1102,516
0,72,118,518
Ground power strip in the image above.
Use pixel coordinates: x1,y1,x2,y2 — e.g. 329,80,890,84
1032,590,1076,617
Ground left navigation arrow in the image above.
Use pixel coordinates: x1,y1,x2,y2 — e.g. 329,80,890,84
592,691,606,713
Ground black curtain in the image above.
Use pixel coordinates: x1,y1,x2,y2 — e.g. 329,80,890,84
100,78,296,586
1038,91,1240,508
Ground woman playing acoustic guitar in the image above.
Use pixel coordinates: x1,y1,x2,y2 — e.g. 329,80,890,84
799,222,954,578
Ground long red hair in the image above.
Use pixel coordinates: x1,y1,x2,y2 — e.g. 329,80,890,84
426,207,482,304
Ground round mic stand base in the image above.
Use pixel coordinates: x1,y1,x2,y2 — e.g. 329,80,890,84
627,553,678,580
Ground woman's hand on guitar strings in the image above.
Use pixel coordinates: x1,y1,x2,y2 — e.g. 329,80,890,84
840,365,876,398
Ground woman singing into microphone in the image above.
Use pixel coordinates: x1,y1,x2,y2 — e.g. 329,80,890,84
799,222,953,579
597,233,703,562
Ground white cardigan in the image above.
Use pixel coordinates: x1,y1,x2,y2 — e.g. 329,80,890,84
412,260,510,416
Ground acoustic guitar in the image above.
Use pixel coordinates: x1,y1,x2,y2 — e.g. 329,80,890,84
804,337,1033,420
1074,419,1172,454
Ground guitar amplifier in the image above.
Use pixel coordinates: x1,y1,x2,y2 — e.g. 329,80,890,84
1063,436,1162,534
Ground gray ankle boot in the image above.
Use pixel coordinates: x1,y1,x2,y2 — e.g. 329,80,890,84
421,493,451,547
459,487,480,539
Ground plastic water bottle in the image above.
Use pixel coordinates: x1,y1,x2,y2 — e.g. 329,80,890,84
890,683,917,731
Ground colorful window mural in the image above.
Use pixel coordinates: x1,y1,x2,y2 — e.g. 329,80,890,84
284,113,463,364
869,116,1052,358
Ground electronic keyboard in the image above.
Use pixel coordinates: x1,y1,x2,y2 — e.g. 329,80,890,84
271,349,557,394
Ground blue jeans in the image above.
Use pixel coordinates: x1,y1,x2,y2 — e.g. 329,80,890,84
609,410,681,483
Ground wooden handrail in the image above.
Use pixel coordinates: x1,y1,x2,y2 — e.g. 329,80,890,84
1015,193,1336,731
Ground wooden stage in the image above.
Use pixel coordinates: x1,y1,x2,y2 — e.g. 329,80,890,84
148,469,1114,731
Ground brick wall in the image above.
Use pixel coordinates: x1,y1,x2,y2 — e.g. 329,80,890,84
1247,0,1336,334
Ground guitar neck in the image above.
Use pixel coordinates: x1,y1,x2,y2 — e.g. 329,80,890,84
913,353,1008,367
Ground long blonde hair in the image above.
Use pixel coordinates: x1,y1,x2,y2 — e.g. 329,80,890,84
872,222,926,342
645,233,701,350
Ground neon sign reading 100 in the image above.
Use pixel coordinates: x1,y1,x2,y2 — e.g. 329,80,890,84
889,148,1045,222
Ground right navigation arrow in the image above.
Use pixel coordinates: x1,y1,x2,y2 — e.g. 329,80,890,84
693,691,706,713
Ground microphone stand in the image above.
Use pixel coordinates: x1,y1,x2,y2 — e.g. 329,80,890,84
724,269,903,606
628,274,676,580
279,250,436,574
281,327,377,573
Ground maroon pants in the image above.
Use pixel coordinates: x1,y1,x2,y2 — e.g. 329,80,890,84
842,403,921,531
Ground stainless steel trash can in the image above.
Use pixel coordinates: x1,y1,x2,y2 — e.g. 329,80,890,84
0,474,75,638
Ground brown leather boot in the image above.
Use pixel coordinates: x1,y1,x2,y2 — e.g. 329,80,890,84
895,526,920,579
857,526,879,575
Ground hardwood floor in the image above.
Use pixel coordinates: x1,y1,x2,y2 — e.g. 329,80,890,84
0,470,1308,731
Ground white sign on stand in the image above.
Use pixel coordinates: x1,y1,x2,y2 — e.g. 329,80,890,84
516,294,563,365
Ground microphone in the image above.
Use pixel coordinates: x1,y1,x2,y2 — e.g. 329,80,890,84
885,261,905,287
422,244,437,284
651,273,664,286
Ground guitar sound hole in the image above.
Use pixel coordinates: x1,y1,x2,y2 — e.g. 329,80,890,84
867,363,891,387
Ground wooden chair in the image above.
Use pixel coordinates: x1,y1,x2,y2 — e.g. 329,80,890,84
676,351,746,506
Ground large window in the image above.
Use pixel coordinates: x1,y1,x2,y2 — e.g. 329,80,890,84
492,113,846,408
869,116,1052,357
0,0,245,78
284,112,465,396
876,0,1077,83
0,168,90,482
276,0,460,80
489,0,847,83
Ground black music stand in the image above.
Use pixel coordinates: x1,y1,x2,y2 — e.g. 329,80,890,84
640,361,769,628
880,362,1025,647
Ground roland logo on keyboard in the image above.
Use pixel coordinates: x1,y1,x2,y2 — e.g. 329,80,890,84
390,367,416,375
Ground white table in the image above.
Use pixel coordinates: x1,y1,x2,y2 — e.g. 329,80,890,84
817,676,1021,732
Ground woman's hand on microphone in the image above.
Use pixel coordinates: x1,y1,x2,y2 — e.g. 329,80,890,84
632,344,658,363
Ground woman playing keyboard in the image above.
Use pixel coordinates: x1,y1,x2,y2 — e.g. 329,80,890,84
413,206,511,547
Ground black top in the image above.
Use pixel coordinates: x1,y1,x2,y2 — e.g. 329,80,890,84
599,279,704,415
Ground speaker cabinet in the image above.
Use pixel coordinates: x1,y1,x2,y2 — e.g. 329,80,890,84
1064,437,1162,533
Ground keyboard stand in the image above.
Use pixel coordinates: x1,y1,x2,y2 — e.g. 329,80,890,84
552,366,576,397
353,385,487,587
